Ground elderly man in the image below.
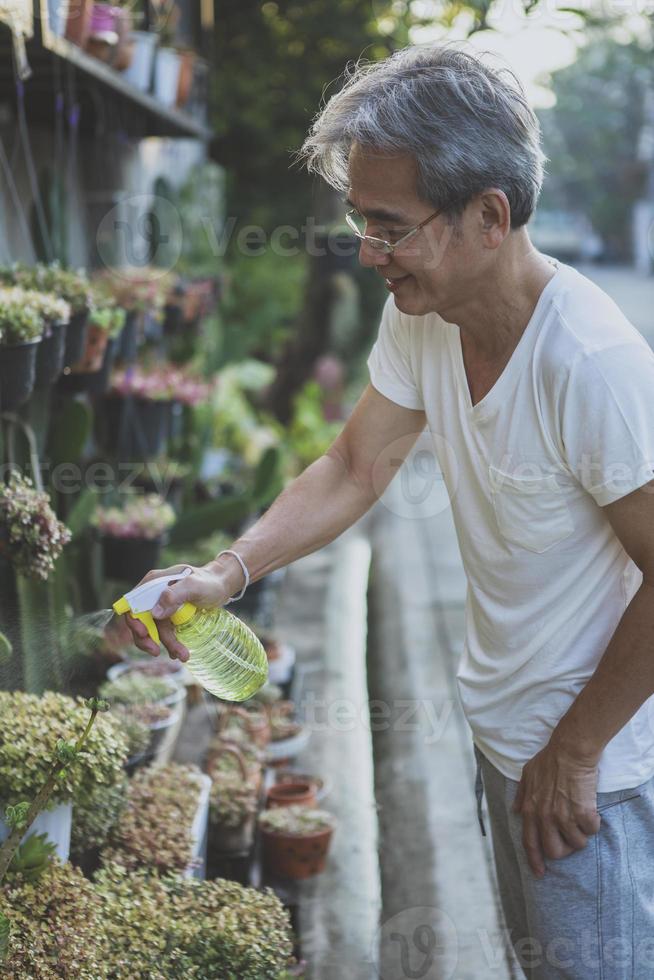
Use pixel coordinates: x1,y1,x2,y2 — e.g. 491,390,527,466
126,44,654,979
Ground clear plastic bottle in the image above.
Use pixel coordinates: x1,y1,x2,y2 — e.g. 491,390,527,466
170,604,268,701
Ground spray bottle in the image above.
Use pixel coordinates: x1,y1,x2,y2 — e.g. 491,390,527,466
112,567,268,701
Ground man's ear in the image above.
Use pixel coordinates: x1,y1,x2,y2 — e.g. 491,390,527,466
479,189,511,249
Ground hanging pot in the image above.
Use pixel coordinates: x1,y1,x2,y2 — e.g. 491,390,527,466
101,531,167,581
162,302,184,336
115,310,140,364
101,395,172,459
63,309,89,368
58,335,117,396
153,47,182,109
64,0,94,47
260,822,334,880
0,339,40,411
34,320,68,389
121,30,158,92
69,322,110,374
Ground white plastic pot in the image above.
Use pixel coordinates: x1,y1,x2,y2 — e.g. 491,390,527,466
153,47,181,108
0,801,73,861
122,30,157,91
184,772,211,879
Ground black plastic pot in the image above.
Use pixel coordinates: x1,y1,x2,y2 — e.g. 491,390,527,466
116,311,140,364
101,532,166,581
34,320,68,389
58,336,117,397
162,302,184,335
0,339,40,411
63,309,89,368
100,395,172,460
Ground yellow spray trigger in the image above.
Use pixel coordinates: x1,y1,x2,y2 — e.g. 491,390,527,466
133,611,160,645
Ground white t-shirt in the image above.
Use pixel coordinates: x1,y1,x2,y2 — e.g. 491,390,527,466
367,260,654,791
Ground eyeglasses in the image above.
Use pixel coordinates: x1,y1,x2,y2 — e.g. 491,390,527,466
345,206,443,255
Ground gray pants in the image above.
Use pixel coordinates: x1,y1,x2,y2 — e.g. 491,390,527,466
474,742,654,979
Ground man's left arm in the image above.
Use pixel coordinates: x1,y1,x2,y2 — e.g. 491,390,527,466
514,479,654,876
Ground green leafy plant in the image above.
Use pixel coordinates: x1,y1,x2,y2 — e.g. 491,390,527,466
7,832,57,882
94,861,296,978
89,305,127,338
0,472,71,581
258,805,336,835
0,693,126,813
0,287,43,344
0,697,115,964
101,763,202,873
71,775,129,856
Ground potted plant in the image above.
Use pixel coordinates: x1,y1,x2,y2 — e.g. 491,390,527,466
61,300,126,395
0,472,71,582
0,287,43,410
93,492,176,580
70,774,129,873
101,763,210,877
0,692,128,863
3,262,93,367
99,669,184,762
258,805,336,880
94,861,296,977
101,366,178,459
28,290,71,389
266,778,318,810
207,743,260,855
215,704,271,750
0,860,110,976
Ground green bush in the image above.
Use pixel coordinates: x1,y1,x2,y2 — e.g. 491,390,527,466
94,862,296,979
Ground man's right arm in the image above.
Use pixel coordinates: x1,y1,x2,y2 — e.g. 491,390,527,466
125,383,426,658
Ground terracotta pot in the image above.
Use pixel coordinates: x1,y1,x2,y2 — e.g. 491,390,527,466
65,0,94,47
176,49,196,107
266,780,318,810
260,824,334,880
217,705,271,749
69,323,110,374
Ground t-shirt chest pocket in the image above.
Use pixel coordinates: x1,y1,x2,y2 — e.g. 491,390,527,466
488,465,575,554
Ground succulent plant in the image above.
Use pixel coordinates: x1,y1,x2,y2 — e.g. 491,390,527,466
94,493,176,540
0,261,93,314
114,702,173,729
258,805,336,836
209,769,259,829
0,472,71,581
98,672,177,707
109,364,214,406
0,287,43,344
7,832,57,883
100,764,202,874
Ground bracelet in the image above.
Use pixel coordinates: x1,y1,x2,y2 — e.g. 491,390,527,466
216,550,250,603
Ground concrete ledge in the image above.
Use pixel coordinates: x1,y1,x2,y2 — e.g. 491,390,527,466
274,524,381,980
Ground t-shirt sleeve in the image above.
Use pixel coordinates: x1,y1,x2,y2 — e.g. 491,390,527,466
559,342,654,506
366,298,424,410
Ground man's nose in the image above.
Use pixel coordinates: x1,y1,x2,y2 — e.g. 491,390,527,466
358,239,392,269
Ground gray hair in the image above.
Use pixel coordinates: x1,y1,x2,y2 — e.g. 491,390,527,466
297,43,548,229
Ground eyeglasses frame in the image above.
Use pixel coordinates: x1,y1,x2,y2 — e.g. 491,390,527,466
345,206,444,255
